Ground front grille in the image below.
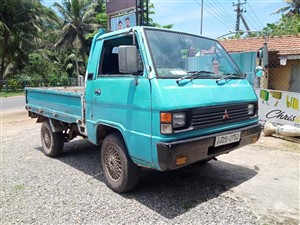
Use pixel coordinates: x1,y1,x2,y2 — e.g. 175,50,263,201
191,103,250,130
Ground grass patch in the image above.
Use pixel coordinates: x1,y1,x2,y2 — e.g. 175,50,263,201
13,184,25,191
0,91,24,98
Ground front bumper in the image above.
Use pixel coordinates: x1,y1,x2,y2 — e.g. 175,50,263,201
157,123,261,171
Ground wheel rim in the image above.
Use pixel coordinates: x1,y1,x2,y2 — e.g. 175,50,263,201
44,128,52,149
104,145,122,182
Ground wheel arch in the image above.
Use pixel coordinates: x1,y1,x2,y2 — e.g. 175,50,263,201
96,123,126,148
36,116,68,133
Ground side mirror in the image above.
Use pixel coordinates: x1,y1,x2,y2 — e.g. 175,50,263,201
118,45,138,74
262,43,268,68
255,66,265,77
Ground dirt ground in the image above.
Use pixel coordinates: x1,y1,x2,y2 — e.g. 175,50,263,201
1,110,299,224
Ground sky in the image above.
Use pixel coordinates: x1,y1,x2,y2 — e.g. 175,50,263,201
150,0,288,38
42,0,288,39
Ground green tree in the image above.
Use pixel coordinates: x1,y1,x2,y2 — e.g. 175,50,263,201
53,0,100,67
20,52,70,86
264,14,300,36
272,0,300,15
0,0,58,89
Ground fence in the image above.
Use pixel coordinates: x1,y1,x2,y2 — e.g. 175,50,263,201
259,49,300,93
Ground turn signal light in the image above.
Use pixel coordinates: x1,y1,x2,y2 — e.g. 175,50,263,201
160,113,172,123
175,156,188,166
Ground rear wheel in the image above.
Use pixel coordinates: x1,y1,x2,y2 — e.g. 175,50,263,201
101,133,140,193
41,121,64,157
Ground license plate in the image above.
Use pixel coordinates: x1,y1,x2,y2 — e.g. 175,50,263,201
215,132,241,147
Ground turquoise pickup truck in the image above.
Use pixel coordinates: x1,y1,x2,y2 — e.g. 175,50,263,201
26,26,261,192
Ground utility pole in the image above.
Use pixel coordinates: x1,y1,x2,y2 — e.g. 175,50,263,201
145,0,149,26
233,0,246,31
136,0,149,26
200,0,203,35
240,14,251,34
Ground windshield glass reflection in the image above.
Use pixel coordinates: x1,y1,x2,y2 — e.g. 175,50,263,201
145,29,243,78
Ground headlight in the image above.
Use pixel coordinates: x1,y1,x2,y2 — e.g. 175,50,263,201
173,112,186,128
248,104,255,116
160,112,187,134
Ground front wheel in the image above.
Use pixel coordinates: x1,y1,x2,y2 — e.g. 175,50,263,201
41,120,64,157
101,133,140,193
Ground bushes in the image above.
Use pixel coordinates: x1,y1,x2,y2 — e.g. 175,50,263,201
7,79,22,91
4,76,78,91
2,50,83,92
13,52,79,88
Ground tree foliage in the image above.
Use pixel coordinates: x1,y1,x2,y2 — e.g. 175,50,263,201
264,14,300,36
1,0,173,90
0,0,58,89
53,0,100,66
272,0,300,15
223,8,300,40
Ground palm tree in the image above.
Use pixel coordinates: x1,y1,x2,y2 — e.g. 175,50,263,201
272,0,300,15
0,0,58,90
53,0,100,67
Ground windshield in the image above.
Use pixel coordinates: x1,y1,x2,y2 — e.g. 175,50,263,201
145,29,243,78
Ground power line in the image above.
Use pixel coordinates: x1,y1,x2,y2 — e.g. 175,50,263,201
246,1,264,28
239,4,260,30
204,2,237,24
204,1,236,26
243,11,260,30
211,0,236,25
193,0,234,31
202,1,235,30
241,3,263,31
233,0,249,32
238,4,260,30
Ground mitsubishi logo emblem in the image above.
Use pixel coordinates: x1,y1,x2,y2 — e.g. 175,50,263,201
223,110,230,119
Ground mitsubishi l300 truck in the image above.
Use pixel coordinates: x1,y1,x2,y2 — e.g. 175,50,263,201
25,26,261,193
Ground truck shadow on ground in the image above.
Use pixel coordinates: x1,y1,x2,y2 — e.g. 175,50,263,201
37,138,258,219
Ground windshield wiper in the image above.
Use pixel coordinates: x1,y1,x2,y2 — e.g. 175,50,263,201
176,71,214,84
215,74,244,83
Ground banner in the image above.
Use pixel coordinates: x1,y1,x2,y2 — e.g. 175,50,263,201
110,13,136,31
256,89,300,127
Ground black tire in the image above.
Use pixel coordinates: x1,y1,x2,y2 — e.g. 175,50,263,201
101,133,140,193
41,120,64,157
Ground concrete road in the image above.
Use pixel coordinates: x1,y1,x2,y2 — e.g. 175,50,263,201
0,96,25,112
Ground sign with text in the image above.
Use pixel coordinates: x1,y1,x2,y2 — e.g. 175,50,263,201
256,89,300,127
106,0,136,15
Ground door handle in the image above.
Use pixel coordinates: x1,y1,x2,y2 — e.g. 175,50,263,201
94,89,101,95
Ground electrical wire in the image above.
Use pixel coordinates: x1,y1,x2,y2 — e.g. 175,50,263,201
210,0,236,25
204,1,236,27
240,3,262,30
193,0,230,30
246,1,264,28
243,13,260,30
242,13,256,30
193,0,234,31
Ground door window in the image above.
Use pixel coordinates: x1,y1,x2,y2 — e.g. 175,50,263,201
98,35,144,76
